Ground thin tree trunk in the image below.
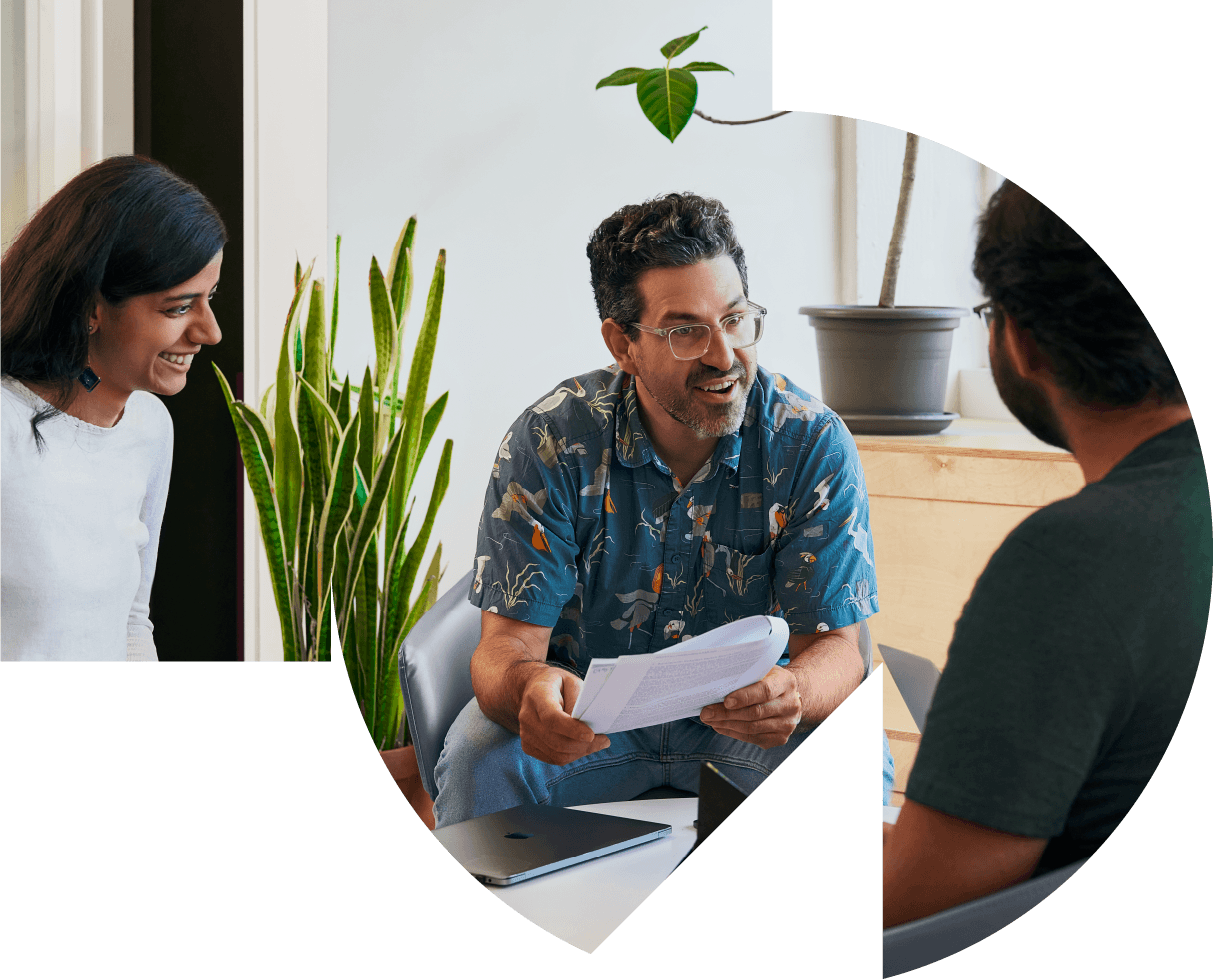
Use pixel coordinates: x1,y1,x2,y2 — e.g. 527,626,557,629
878,132,919,308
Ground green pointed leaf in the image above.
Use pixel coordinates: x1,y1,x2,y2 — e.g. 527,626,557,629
335,376,352,431
275,269,310,571
637,67,697,142
298,505,317,658
356,364,377,500
380,506,412,665
595,67,646,89
298,376,342,436
316,592,331,663
355,535,378,732
385,217,416,328
416,391,448,473
302,279,328,402
660,25,706,60
339,424,407,636
391,439,452,651
319,413,361,635
401,250,446,472
683,61,731,73
329,235,341,360
213,364,297,661
369,257,395,390
259,382,276,428
296,382,327,518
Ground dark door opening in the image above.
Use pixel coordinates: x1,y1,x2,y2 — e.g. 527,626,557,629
135,0,243,660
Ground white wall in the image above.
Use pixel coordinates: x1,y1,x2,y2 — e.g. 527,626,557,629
329,0,1001,601
852,121,997,407
0,0,133,251
243,0,328,660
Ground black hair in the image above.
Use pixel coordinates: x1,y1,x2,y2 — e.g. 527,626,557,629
587,192,748,338
973,180,1182,407
1,155,228,444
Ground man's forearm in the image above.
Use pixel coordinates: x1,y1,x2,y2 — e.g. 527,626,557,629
786,631,864,726
470,637,553,734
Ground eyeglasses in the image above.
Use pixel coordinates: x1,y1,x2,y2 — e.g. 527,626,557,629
628,300,766,361
973,301,999,329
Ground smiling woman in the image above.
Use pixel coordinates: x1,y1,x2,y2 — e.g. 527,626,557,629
1,156,227,661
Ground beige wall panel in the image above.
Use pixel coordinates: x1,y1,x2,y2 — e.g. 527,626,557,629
867,494,1032,670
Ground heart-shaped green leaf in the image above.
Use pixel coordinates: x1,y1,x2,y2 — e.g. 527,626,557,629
637,67,697,142
596,67,647,89
660,25,707,60
683,61,732,74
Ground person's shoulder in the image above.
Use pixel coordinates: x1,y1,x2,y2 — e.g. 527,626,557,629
522,365,621,438
125,391,174,443
751,366,851,450
1,376,38,415
1,377,41,442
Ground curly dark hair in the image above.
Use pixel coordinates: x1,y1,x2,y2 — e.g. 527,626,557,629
2,155,227,441
973,180,1182,407
587,192,748,337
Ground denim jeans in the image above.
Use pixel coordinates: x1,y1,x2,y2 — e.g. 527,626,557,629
883,731,895,805
432,696,814,829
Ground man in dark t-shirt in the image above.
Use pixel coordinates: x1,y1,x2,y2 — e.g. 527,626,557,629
883,181,1211,926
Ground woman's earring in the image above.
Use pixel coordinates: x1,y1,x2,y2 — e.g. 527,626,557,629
81,316,100,389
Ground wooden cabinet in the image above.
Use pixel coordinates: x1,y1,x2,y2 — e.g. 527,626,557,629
857,420,1085,747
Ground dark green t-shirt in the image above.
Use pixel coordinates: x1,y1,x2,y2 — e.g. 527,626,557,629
905,420,1211,874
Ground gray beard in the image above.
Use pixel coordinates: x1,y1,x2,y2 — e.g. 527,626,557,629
647,366,755,439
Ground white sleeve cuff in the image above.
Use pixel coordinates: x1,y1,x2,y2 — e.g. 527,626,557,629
126,632,159,662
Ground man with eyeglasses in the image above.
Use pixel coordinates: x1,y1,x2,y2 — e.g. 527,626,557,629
883,181,1209,926
432,192,879,827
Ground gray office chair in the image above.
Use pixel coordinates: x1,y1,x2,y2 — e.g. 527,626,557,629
399,570,481,801
883,859,1085,977
399,571,873,802
878,643,940,733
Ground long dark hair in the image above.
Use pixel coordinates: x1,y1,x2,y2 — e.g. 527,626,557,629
1,155,228,442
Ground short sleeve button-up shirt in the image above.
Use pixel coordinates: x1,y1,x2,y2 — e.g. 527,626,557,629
469,365,878,674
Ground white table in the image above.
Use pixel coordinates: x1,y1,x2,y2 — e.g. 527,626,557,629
483,796,698,952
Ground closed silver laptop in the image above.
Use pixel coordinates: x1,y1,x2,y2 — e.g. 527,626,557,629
433,803,672,886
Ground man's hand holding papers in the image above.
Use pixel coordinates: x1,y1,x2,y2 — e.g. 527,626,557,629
571,616,791,738
699,665,803,749
517,664,612,767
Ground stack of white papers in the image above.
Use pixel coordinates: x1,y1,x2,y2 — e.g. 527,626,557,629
570,616,790,735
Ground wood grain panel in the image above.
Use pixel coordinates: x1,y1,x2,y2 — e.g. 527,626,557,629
859,446,1084,507
868,495,1033,669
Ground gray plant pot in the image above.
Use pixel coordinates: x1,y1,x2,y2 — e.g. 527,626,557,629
799,305,969,434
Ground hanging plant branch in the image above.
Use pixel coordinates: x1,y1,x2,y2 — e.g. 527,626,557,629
693,109,792,126
598,24,921,311
596,26,732,143
879,133,920,308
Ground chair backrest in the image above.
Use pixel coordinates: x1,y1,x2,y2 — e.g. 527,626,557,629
878,644,941,733
399,570,481,799
858,619,873,679
882,859,1085,977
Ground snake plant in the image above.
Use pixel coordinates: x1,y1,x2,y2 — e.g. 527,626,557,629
215,218,453,750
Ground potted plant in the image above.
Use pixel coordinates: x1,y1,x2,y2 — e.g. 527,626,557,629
214,218,453,827
598,27,968,434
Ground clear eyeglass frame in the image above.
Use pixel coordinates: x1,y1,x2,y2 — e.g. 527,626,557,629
973,301,999,329
628,300,767,361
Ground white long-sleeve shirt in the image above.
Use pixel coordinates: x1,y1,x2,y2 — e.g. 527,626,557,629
1,377,173,661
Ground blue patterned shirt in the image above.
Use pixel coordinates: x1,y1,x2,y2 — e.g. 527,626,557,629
469,365,878,674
